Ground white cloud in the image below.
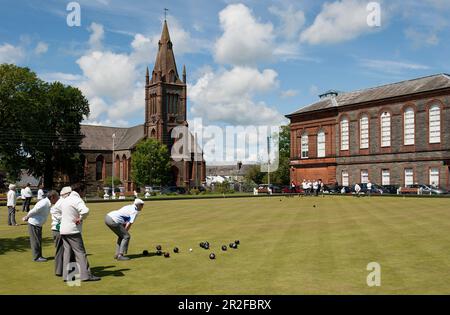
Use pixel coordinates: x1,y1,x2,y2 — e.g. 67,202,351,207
77,51,136,100
300,0,376,44
0,43,25,64
269,5,306,40
189,66,285,126
34,41,48,55
214,4,275,66
88,22,105,51
41,72,83,84
359,58,430,74
281,89,299,98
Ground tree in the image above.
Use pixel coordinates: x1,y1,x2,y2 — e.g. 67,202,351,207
0,64,43,181
131,139,171,187
244,164,265,185
0,64,90,188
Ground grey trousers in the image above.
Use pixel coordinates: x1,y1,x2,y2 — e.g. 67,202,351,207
8,207,17,226
61,233,91,281
105,215,131,256
28,223,43,260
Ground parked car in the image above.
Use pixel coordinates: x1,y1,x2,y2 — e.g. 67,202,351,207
258,184,282,194
160,186,186,195
381,185,400,195
427,185,447,195
148,186,162,194
401,184,447,195
351,183,384,194
281,186,303,194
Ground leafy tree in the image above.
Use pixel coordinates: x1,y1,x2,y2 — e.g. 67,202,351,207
104,176,122,187
244,164,265,185
0,64,90,188
131,139,171,187
0,64,43,181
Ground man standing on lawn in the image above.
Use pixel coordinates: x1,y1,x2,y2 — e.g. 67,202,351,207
50,186,72,277
60,183,100,282
7,184,19,226
22,183,33,212
104,198,144,261
23,190,59,262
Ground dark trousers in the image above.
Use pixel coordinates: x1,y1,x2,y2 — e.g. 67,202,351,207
28,223,43,260
23,197,32,212
62,233,92,281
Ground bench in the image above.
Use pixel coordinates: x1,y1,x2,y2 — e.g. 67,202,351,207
399,187,420,195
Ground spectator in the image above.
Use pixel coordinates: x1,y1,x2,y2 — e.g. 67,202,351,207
354,183,362,197
22,183,33,212
7,184,19,226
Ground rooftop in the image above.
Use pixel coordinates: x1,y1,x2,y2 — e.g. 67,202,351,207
287,73,450,117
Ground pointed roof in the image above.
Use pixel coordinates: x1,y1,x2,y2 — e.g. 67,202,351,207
151,20,182,84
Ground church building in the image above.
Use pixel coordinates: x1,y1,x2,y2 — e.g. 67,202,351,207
78,20,206,193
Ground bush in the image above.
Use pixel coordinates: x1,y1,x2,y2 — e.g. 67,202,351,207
190,188,200,195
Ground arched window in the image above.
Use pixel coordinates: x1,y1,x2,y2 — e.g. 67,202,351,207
429,105,441,144
317,130,325,158
404,107,415,145
301,133,309,159
381,112,391,147
95,155,104,181
359,114,369,149
340,118,349,151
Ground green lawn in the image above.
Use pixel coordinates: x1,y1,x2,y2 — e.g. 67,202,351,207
1,196,450,294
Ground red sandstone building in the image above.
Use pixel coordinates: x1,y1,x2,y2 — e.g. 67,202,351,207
286,74,450,190
78,20,205,193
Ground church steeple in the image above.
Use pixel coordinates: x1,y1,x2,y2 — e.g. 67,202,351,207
151,20,181,84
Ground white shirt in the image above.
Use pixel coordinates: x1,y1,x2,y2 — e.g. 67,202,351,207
50,197,65,231
20,188,25,200
367,183,372,190
355,184,361,192
23,187,32,198
313,182,319,189
107,204,139,225
37,189,44,200
7,190,16,207
60,191,89,235
302,182,307,189
27,198,51,227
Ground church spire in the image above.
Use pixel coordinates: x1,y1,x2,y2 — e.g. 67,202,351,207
151,20,181,84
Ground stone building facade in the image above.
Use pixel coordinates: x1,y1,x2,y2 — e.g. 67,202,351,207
286,74,450,189
78,20,205,193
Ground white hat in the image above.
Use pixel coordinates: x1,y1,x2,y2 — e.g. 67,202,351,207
60,186,72,196
134,198,144,205
9,184,16,190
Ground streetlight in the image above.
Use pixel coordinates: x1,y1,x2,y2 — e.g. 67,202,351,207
267,136,271,189
112,133,116,199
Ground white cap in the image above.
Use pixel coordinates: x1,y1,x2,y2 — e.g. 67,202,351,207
9,184,16,190
60,186,72,196
134,198,144,205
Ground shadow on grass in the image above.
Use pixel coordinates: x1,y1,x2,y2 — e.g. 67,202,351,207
91,265,130,277
0,236,53,255
127,252,159,260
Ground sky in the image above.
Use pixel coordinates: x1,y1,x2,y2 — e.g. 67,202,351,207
1,0,449,132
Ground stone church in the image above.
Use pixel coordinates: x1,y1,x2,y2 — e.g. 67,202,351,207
78,20,206,193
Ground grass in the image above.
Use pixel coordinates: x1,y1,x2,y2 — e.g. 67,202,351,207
1,195,450,294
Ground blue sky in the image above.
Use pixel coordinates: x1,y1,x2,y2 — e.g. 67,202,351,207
1,0,449,128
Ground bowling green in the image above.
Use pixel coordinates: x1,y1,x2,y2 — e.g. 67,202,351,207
1,195,450,294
